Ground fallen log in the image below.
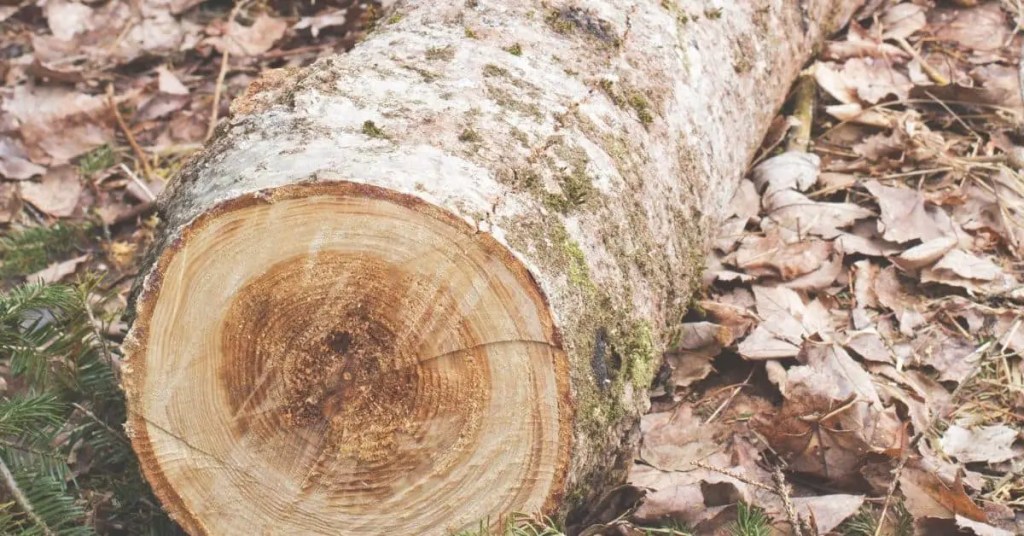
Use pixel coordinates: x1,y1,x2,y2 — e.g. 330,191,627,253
123,1,863,533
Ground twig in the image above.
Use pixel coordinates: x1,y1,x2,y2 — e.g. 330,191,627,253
706,369,753,424
106,85,154,181
71,403,131,447
207,0,252,140
119,163,156,201
786,74,816,153
690,460,776,493
772,465,806,536
0,456,55,536
894,37,949,86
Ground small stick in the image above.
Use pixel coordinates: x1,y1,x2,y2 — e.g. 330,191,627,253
786,74,816,153
894,37,949,86
772,465,806,536
119,163,156,201
207,0,252,140
72,403,131,447
106,85,155,181
0,457,55,536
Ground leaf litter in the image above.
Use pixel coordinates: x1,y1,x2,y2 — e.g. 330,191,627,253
1,0,1022,535
622,2,1024,534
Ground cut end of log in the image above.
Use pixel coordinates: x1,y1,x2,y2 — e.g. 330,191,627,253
124,182,571,534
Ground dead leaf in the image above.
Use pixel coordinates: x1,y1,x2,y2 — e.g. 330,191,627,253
941,424,1021,464
18,166,83,217
3,86,114,165
846,331,893,364
815,58,913,105
737,287,831,359
157,66,190,95
824,21,909,61
206,14,288,57
900,464,988,522
750,151,820,194
921,249,1019,296
894,235,958,270
764,188,873,239
0,138,46,180
27,255,89,283
880,3,926,39
955,515,1014,536
732,226,833,280
664,322,732,388
911,326,976,383
864,180,951,243
639,404,722,471
781,252,844,290
930,3,1010,52
790,494,865,534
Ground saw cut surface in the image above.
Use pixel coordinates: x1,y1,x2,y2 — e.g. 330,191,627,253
124,183,571,535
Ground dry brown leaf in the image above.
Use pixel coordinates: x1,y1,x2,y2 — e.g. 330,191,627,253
750,151,820,194
698,300,758,340
157,66,190,95
911,326,976,383
815,58,913,105
894,235,958,270
801,342,881,404
824,21,909,61
921,249,1019,296
880,3,927,40
940,424,1021,464
929,2,1009,52
732,229,833,280
781,252,844,290
900,464,988,522
737,287,831,359
639,404,723,471
664,322,732,388
18,165,83,217
790,494,865,534
846,331,893,363
0,138,46,180
36,0,200,68
3,86,114,165
206,14,288,57
26,255,89,284
764,189,873,239
864,180,951,243
955,515,1015,536
970,64,1024,110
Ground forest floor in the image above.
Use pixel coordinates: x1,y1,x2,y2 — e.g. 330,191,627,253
0,0,1022,535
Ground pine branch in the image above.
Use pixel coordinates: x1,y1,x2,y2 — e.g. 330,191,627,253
0,456,56,536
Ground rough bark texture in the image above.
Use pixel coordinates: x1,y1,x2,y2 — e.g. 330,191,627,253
123,1,863,534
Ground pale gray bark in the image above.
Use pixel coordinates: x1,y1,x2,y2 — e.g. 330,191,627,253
126,0,864,531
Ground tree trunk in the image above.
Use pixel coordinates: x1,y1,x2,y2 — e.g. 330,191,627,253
123,1,862,534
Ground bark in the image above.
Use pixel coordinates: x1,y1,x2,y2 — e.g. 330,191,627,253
123,1,863,534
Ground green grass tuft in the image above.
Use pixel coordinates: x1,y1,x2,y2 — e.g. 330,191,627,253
729,502,771,536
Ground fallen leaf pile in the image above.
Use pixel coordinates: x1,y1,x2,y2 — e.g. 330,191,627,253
0,0,389,266
618,2,1024,534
